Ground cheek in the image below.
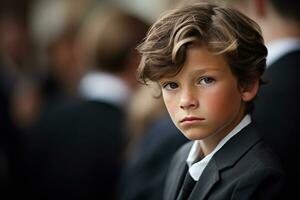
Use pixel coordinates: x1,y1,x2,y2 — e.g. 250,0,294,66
205,85,242,117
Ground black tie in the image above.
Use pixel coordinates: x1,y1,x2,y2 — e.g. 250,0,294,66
177,171,197,200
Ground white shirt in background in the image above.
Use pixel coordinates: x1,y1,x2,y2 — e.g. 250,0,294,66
78,71,131,109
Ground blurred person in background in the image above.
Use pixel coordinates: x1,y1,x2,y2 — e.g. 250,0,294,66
28,0,89,111
0,9,41,198
229,0,300,197
118,84,188,200
22,5,148,200
123,85,168,156
0,12,41,131
42,27,84,103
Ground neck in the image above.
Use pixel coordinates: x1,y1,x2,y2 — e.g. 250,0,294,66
262,14,300,43
200,106,246,156
264,26,300,44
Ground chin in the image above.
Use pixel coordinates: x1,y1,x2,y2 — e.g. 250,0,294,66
183,131,206,141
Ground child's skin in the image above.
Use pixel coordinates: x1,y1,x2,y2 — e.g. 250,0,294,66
159,43,258,156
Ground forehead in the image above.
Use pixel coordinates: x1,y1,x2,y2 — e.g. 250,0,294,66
181,45,231,74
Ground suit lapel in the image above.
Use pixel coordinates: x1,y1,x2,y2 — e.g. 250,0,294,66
171,162,188,200
213,123,262,169
189,159,219,200
166,142,193,200
189,123,262,200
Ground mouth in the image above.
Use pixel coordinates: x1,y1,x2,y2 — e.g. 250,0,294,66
180,116,205,123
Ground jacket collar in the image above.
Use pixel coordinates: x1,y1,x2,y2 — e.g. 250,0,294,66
189,123,262,200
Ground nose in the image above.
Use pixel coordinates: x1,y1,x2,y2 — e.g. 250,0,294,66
179,89,199,110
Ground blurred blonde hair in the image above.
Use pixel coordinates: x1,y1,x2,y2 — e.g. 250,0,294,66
78,6,148,73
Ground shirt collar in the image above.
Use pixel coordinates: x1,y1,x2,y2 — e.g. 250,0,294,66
78,71,131,109
266,38,300,67
186,114,251,181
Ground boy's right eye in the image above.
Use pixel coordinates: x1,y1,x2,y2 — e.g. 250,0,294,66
162,82,178,90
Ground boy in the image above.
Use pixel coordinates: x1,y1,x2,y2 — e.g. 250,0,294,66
137,3,285,200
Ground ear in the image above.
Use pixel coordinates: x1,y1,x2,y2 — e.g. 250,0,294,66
240,80,259,102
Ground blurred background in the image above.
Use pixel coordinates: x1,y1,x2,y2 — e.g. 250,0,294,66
0,0,176,133
1,0,299,199
0,0,187,199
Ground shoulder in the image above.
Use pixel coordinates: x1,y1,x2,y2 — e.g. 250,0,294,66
213,123,284,176
236,131,284,174
240,125,283,171
233,135,286,198
271,49,300,68
228,133,286,199
231,160,285,200
265,50,300,86
44,100,123,121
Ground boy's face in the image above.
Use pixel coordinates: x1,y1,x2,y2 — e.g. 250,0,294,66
159,45,254,147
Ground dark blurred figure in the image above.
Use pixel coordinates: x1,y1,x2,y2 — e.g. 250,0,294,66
230,0,300,198
22,7,148,200
0,13,37,128
0,11,38,199
41,26,84,105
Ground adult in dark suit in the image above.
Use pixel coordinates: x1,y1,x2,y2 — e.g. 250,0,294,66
230,0,300,197
164,123,284,200
23,100,125,200
0,77,22,199
0,14,35,199
21,7,148,200
254,50,300,197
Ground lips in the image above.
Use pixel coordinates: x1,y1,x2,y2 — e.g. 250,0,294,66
180,116,205,123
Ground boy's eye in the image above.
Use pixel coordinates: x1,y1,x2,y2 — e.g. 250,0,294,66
198,77,215,85
163,82,178,90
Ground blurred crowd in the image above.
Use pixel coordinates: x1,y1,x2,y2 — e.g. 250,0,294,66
0,0,186,199
0,0,300,199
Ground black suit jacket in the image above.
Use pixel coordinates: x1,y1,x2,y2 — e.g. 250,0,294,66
0,61,23,199
253,50,300,197
164,123,285,200
22,100,125,200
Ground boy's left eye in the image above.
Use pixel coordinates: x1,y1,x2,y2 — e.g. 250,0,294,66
198,77,215,85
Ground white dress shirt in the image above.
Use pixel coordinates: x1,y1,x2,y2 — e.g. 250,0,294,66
78,71,131,109
186,114,251,181
266,38,300,67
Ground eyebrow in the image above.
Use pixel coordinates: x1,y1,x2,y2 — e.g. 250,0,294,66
191,67,222,74
159,67,222,83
